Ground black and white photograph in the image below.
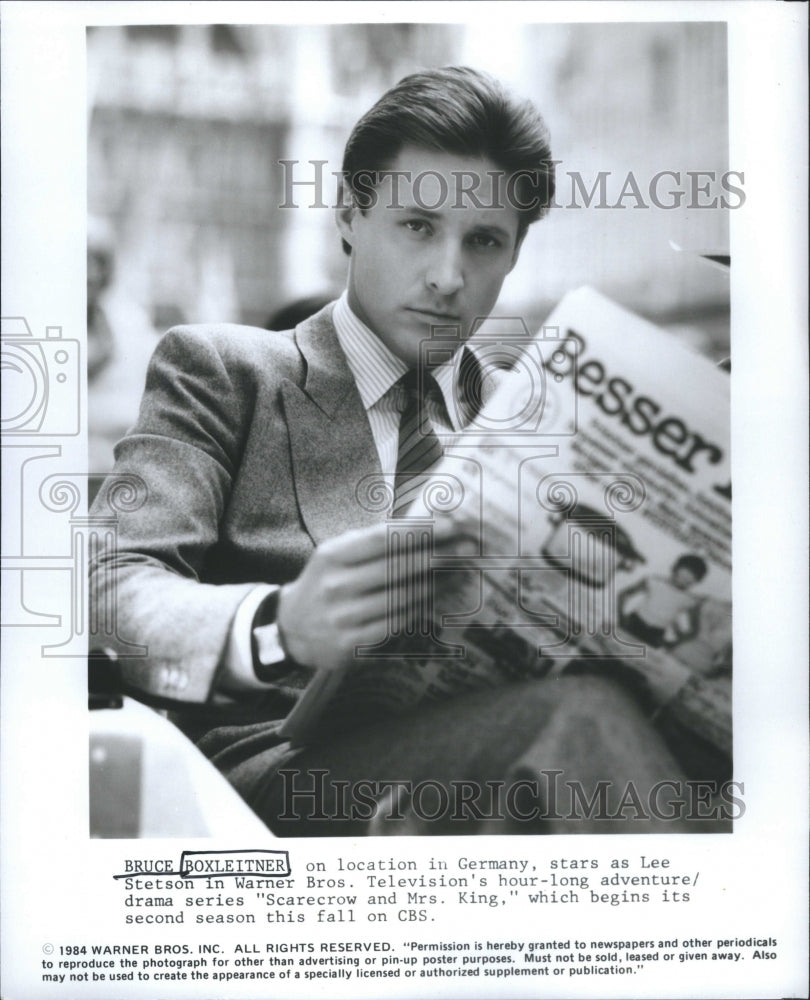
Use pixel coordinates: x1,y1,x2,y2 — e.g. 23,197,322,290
1,3,807,999
83,18,735,838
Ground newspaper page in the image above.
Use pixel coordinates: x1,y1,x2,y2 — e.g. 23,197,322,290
281,287,732,748
1,3,807,1000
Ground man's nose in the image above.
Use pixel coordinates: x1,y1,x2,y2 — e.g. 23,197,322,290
425,240,464,296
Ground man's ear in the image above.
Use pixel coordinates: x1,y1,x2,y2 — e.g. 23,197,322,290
335,181,358,249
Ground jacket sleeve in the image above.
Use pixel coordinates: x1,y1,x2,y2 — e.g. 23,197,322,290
89,325,270,704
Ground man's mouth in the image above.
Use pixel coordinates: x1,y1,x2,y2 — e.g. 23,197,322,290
406,307,462,324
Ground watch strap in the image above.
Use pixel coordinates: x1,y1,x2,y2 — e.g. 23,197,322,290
250,589,293,682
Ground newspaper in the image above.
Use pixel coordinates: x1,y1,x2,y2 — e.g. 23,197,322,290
280,286,731,745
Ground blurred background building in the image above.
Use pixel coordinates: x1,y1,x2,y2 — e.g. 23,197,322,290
86,21,731,477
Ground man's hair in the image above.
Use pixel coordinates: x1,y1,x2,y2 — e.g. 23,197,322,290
340,66,555,254
673,554,708,582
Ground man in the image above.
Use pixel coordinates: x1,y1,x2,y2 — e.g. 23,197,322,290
619,554,708,649
90,67,730,835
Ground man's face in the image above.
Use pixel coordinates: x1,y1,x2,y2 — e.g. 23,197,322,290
336,146,524,368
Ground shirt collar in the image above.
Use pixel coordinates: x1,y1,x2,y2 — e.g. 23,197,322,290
332,291,473,431
333,292,407,410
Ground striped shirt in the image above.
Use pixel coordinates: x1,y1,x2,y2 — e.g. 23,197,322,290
333,291,467,485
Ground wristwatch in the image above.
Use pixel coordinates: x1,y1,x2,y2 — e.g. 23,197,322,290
250,588,293,682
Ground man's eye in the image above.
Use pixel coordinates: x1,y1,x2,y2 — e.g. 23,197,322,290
469,233,501,249
403,219,430,234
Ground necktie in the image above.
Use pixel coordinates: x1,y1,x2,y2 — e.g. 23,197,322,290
391,370,445,517
457,345,484,424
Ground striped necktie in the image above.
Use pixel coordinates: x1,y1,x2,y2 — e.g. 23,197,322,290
391,369,445,517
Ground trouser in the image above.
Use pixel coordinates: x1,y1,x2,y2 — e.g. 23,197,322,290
199,673,730,836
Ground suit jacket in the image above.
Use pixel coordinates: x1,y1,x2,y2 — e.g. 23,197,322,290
90,303,387,705
90,302,732,777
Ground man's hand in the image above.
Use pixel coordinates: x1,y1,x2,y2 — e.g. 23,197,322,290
276,519,464,672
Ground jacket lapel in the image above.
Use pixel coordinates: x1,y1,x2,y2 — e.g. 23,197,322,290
281,306,386,544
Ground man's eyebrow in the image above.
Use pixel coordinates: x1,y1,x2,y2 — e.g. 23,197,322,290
395,205,513,241
467,222,513,242
395,204,440,218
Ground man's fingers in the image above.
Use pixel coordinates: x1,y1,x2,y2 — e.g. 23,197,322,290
312,523,388,566
317,582,427,628
317,516,477,568
337,553,460,598
349,618,416,651
343,585,429,627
